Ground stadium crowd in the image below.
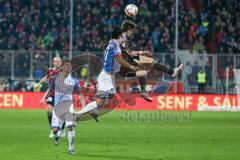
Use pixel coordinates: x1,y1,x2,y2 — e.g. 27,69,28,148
0,0,239,92
1,0,239,53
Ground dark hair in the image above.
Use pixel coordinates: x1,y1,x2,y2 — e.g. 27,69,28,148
111,26,122,39
121,20,136,32
62,59,72,64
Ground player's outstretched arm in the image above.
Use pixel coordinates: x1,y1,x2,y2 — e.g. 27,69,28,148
37,75,48,86
116,55,139,71
128,51,152,57
40,77,55,105
40,89,51,105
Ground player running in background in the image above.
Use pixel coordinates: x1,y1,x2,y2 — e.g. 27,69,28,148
40,60,85,155
37,56,65,138
75,26,146,118
119,20,184,101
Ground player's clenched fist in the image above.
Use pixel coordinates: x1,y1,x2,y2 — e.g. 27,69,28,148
40,98,46,105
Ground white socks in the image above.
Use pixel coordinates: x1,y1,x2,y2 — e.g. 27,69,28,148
68,130,75,151
78,101,98,115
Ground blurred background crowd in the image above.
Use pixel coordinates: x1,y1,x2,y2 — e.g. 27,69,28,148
0,0,240,93
1,0,239,53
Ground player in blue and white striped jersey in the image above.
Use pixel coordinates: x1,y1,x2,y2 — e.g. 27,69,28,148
40,60,85,155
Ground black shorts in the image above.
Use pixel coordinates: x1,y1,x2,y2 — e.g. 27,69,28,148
47,95,55,106
119,53,139,77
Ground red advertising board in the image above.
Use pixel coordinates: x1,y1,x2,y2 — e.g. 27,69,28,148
0,92,240,111
0,92,44,109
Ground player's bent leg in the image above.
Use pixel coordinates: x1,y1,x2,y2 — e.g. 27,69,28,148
87,97,110,122
76,70,117,121
77,100,101,115
77,75,116,115
118,65,135,77
138,77,153,102
75,98,104,120
152,60,184,78
119,61,151,102
75,92,115,122
89,93,115,122
152,60,174,75
89,108,100,122
171,64,184,78
51,127,60,146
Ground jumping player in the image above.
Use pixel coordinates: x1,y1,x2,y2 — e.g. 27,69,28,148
37,56,65,138
40,60,85,155
119,20,184,101
75,26,146,117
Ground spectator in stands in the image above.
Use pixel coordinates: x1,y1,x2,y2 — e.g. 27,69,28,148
33,80,42,92
3,78,11,91
0,80,5,91
204,61,212,85
197,68,207,94
193,37,206,53
190,61,199,85
15,80,28,92
1,0,239,54
34,66,45,80
182,61,192,93
0,0,213,53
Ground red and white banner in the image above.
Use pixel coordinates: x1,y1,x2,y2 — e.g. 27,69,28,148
0,92,240,111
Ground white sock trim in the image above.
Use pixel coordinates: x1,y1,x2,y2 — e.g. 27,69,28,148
78,101,98,115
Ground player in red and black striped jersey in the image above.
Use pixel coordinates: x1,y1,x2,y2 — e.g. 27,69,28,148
45,62,62,107
47,67,62,86
38,56,63,138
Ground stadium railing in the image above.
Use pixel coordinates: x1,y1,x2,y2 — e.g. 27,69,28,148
0,50,239,94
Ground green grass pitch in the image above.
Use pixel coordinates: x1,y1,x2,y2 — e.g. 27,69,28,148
0,110,240,160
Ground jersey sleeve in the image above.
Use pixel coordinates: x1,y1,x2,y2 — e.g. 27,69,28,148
114,45,122,57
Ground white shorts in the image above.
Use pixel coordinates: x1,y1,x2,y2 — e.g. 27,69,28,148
97,70,116,93
51,104,76,129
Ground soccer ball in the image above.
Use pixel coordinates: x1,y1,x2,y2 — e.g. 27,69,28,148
125,4,138,17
